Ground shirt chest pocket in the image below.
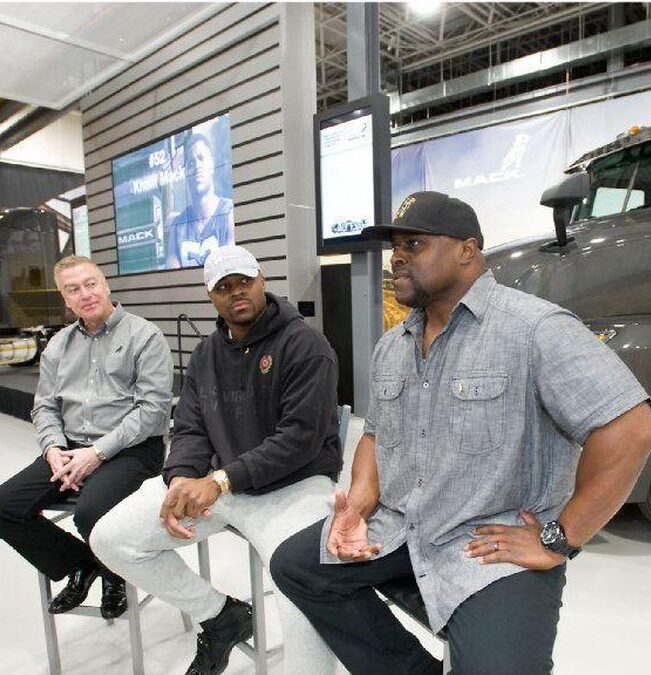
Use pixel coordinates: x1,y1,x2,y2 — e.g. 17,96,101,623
449,373,507,455
373,377,405,448
103,350,134,389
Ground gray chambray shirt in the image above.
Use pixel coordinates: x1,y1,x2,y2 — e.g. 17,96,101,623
320,270,648,633
31,303,173,459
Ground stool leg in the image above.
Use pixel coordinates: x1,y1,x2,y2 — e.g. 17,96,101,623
249,543,267,675
181,612,193,632
197,539,211,582
179,540,212,632
125,582,145,675
443,639,451,675
38,571,62,675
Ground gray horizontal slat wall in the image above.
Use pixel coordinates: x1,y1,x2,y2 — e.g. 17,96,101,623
79,2,299,375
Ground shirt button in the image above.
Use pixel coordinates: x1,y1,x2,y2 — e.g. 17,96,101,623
417,478,423,487
420,429,426,437
409,523,415,531
423,381,430,389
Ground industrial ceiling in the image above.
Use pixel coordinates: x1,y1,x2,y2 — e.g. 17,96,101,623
316,2,650,123
0,2,649,154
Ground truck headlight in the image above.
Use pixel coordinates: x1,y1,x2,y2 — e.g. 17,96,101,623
593,328,617,343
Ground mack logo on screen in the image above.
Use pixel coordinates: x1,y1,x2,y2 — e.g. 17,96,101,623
454,134,530,188
118,227,156,245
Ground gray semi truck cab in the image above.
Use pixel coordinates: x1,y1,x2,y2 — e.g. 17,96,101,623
0,208,64,366
486,125,651,521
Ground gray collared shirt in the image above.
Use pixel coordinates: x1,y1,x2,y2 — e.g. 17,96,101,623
321,270,648,633
31,303,173,459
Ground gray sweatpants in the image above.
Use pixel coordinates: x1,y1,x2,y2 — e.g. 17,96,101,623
90,474,337,675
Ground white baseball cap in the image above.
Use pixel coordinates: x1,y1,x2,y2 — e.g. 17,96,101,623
204,245,260,292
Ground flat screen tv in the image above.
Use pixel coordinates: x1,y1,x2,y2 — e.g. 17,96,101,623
112,113,234,275
314,93,391,255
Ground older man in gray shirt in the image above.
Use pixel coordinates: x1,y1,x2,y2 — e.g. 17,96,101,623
271,192,651,675
0,255,172,620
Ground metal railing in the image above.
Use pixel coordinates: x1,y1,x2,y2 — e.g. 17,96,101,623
175,313,203,389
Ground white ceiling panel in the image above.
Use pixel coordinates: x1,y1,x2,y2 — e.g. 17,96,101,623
0,22,121,108
0,3,214,57
0,2,217,110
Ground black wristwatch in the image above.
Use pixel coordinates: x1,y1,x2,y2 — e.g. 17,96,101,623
540,520,581,559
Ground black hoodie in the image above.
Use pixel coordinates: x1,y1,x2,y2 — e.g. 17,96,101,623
163,293,343,494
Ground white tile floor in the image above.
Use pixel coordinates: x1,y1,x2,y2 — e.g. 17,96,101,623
0,411,649,674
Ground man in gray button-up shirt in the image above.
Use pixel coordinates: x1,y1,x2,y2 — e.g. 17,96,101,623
271,192,651,675
0,255,172,620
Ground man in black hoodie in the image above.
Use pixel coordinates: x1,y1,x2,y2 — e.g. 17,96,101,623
91,246,342,675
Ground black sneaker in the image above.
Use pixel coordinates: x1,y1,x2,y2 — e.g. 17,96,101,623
185,596,253,675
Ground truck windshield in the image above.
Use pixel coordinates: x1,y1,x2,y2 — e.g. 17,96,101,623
575,144,651,221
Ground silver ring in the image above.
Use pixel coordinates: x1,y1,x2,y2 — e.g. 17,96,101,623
494,541,499,551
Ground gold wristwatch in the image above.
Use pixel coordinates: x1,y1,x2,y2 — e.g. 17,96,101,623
211,469,231,494
94,446,108,462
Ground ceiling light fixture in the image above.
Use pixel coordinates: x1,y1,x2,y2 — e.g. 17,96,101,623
408,0,443,18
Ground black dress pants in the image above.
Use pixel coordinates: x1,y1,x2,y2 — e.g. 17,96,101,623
270,519,566,675
0,437,164,581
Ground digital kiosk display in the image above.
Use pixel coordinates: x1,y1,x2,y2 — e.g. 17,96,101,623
112,113,234,275
320,112,374,239
314,93,391,255
72,203,90,257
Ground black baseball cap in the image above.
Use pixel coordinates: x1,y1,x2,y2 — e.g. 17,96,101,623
361,191,484,249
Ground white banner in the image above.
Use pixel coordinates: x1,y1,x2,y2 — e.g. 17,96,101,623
391,89,651,250
421,112,568,249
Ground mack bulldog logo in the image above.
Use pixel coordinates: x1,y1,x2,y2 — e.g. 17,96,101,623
259,354,273,374
454,134,530,188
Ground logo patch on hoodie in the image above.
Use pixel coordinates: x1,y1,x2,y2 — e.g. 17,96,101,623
259,354,273,374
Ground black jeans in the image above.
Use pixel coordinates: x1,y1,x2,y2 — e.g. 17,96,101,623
270,519,566,675
0,437,164,581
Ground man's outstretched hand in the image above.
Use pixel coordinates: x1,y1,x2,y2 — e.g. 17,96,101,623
326,490,381,562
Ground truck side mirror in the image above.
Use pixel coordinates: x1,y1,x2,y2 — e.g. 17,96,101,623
540,171,590,247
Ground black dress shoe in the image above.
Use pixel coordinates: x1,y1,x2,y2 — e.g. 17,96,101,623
185,596,253,674
48,564,99,614
100,576,128,619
